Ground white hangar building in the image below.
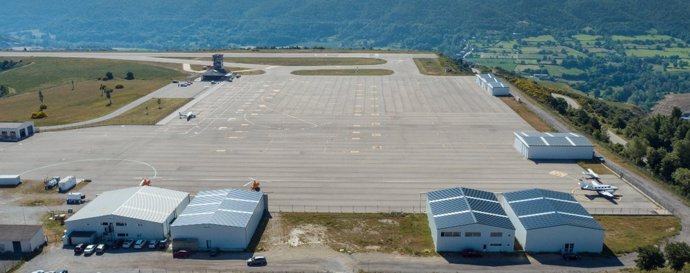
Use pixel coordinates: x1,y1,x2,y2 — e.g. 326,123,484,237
171,189,266,251
426,187,515,253
64,186,190,245
0,121,35,142
513,131,594,160
475,73,510,96
0,225,46,254
501,189,604,253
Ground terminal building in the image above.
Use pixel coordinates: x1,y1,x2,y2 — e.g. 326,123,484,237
501,188,605,253
426,187,515,253
513,131,594,160
0,121,35,142
475,73,510,96
171,189,266,251
201,54,233,82
64,186,190,245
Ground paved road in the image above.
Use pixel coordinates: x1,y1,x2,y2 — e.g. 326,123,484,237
509,82,690,244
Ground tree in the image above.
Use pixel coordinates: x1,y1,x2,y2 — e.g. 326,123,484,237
105,71,113,80
104,88,113,106
665,242,690,271
672,168,690,194
636,245,666,271
125,71,134,80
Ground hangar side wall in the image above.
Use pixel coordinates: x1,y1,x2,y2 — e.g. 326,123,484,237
66,215,166,241
426,201,439,249
524,226,604,253
171,225,247,251
490,86,510,96
527,146,593,160
245,194,266,246
434,224,514,253
164,196,191,237
500,197,528,250
27,228,46,252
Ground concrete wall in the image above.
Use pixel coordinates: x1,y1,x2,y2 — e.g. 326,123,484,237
433,224,515,252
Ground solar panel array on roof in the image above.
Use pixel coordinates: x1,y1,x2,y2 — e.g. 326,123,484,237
514,131,593,147
172,189,263,228
503,189,603,230
428,187,514,230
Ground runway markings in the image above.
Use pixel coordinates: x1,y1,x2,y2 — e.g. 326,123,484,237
372,145,383,150
352,131,360,134
352,137,360,140
19,158,158,178
216,149,226,152
549,170,568,177
350,150,360,154
218,127,228,130
372,133,381,137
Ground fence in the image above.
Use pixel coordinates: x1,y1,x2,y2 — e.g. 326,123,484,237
270,205,426,214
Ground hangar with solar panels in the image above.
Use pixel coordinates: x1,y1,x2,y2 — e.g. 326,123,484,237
501,188,604,253
513,131,594,160
426,187,515,252
170,189,266,251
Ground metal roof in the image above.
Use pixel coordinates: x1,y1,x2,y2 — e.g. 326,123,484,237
502,189,603,230
172,189,263,228
476,73,507,88
0,122,32,129
66,186,189,224
427,187,514,230
0,225,43,241
514,131,593,147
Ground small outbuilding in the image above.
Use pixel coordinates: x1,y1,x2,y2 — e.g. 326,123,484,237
0,225,46,254
171,189,266,251
426,187,515,253
501,188,604,253
513,131,594,160
0,121,35,142
475,73,510,96
0,175,21,187
64,186,190,245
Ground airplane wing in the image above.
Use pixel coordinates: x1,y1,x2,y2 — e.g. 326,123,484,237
598,191,614,198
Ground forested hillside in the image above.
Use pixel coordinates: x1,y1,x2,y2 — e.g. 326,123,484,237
2,0,690,52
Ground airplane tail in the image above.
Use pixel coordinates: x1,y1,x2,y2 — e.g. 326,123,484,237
578,179,588,190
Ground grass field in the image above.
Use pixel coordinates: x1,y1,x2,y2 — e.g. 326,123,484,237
572,34,602,42
291,69,393,76
279,213,434,256
543,65,585,77
595,215,680,254
91,98,192,126
413,58,470,76
625,49,685,58
174,57,386,66
0,58,185,126
0,57,183,94
500,97,555,132
467,58,517,71
522,35,556,43
612,35,674,42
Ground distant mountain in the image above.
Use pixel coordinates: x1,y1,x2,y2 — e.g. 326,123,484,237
2,0,690,52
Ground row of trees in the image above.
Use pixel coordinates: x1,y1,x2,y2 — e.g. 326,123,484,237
0,59,20,71
101,71,134,81
636,242,690,271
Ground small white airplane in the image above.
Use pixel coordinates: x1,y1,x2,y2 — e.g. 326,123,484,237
582,168,601,180
578,179,618,198
179,111,197,121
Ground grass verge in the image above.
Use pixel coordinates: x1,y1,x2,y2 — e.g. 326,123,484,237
280,213,434,256
595,215,680,254
20,197,64,207
41,212,67,244
291,69,393,76
91,98,192,126
413,57,471,76
175,57,386,66
577,161,613,175
500,97,555,131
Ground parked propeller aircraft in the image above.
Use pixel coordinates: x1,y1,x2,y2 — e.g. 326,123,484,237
578,179,618,198
179,111,197,121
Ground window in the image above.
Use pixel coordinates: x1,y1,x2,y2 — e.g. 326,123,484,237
465,232,481,237
117,233,128,237
101,222,108,226
490,232,503,237
490,243,502,246
440,232,460,237
116,222,127,226
138,223,143,227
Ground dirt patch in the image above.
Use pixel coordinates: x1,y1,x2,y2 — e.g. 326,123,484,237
653,93,690,115
287,224,327,247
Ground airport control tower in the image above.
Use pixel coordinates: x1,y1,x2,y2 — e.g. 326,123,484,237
212,54,224,71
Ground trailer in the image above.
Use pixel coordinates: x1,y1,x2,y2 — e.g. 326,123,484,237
66,192,86,204
45,176,59,190
0,175,21,187
58,176,77,193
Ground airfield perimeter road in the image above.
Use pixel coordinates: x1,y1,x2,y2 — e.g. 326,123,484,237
0,52,661,216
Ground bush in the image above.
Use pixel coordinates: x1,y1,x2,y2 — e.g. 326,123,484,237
39,104,48,110
115,84,124,89
31,111,47,119
125,71,134,80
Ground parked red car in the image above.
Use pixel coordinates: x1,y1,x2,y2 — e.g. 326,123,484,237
173,250,190,258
